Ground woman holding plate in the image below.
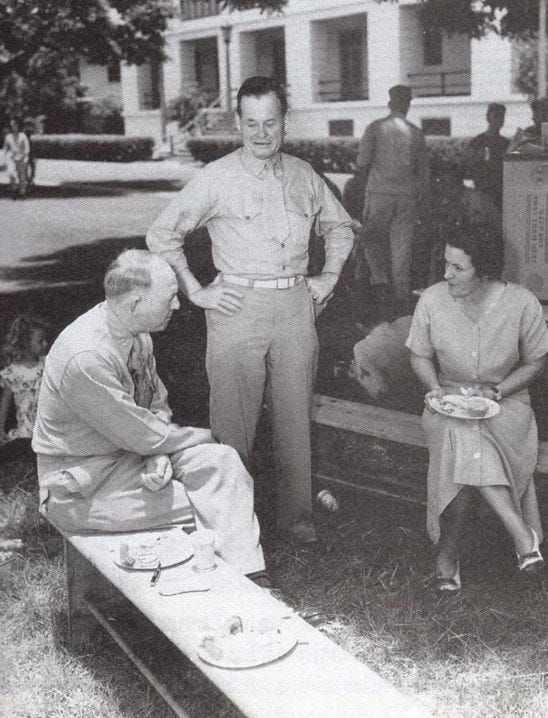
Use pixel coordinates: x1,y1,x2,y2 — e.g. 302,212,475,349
406,227,548,592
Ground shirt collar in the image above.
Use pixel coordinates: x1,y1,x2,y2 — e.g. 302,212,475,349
103,302,140,364
239,147,284,178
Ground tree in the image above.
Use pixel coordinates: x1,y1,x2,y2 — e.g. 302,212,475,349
0,0,286,128
381,1,544,39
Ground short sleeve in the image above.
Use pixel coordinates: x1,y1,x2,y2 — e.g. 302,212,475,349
519,293,548,363
405,296,434,359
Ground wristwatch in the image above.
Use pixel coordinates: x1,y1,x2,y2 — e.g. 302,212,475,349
489,385,502,401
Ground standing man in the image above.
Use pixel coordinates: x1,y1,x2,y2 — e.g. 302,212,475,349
466,103,509,210
33,250,265,577
147,76,353,545
357,85,429,317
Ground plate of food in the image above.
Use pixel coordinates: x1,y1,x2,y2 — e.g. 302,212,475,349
112,531,193,570
429,395,500,420
196,615,297,669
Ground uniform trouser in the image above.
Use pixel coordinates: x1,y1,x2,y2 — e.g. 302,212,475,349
38,444,265,575
206,278,318,531
362,191,418,302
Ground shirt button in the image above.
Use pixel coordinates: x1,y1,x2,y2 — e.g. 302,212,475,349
304,212,309,218
281,243,285,248
473,452,481,459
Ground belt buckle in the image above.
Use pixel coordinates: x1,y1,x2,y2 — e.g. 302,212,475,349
277,277,291,290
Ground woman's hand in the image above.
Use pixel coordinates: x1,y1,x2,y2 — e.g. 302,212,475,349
425,386,446,412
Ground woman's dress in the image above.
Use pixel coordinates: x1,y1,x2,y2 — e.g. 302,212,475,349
406,282,548,543
0,358,44,439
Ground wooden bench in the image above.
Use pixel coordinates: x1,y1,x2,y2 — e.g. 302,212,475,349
312,394,548,477
57,522,431,718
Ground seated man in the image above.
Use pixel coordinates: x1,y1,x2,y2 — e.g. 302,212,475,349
32,250,265,577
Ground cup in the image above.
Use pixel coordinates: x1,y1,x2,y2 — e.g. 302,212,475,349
191,529,217,572
542,122,548,149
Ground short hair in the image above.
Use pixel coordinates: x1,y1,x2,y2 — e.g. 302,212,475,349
103,250,169,299
236,76,287,116
447,225,504,279
389,84,412,105
487,103,506,118
531,97,548,121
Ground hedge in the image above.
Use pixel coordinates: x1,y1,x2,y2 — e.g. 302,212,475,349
187,135,471,176
31,134,155,162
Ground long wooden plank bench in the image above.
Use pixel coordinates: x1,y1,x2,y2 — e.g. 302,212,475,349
312,394,548,476
57,522,431,718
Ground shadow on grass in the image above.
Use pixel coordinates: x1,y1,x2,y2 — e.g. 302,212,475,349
0,233,212,427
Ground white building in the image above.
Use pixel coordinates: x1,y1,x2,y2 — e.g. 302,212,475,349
121,0,533,147
79,60,123,105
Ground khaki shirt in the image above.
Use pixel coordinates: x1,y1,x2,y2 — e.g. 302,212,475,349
146,148,353,279
357,113,429,197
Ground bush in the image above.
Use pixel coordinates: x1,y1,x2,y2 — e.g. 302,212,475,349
31,134,154,162
187,135,473,176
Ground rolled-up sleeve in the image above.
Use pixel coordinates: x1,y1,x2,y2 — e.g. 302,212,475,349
146,168,217,271
61,352,211,456
314,175,354,274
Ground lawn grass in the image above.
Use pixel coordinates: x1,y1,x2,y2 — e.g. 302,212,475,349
1,452,547,718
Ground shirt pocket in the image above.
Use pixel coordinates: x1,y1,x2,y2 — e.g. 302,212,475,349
285,194,321,245
219,191,262,222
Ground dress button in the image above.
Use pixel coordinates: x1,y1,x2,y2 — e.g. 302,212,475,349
473,452,481,459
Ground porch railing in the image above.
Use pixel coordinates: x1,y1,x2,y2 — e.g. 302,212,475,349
317,79,369,102
179,0,219,20
407,69,471,97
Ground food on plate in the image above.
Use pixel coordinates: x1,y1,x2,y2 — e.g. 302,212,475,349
136,552,159,567
119,543,135,567
198,614,288,666
226,615,244,635
466,397,489,417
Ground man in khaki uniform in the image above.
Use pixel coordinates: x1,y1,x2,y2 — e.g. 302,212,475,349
357,85,429,316
147,77,353,544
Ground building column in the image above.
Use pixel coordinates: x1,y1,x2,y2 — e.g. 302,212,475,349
471,33,513,100
284,19,313,108
162,34,183,104
367,2,401,104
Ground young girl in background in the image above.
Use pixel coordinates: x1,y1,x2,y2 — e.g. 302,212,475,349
0,315,48,444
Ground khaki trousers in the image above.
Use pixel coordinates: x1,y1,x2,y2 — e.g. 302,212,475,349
38,443,265,575
206,279,318,531
362,191,418,302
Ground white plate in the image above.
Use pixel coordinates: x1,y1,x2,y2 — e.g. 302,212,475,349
112,531,193,570
196,628,297,669
429,395,500,420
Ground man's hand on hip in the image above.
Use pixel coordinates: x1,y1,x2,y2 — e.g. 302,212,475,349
305,272,339,307
141,455,173,492
190,284,244,316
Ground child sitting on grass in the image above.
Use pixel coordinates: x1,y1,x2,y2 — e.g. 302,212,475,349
0,314,49,446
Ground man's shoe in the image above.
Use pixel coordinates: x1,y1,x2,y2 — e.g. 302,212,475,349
286,514,318,545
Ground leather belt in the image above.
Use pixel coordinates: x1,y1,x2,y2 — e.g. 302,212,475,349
222,275,304,290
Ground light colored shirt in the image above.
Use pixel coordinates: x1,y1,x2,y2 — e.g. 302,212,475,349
32,303,210,496
3,132,30,162
146,148,353,280
357,113,429,197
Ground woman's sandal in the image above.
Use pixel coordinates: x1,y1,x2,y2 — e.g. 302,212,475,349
516,527,544,574
435,561,461,593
